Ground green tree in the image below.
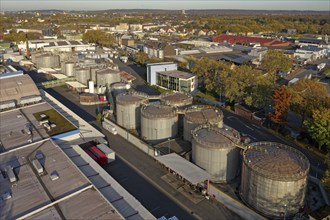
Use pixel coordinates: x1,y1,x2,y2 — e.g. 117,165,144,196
82,30,115,47
270,86,292,128
134,52,149,65
304,108,330,151
261,50,292,84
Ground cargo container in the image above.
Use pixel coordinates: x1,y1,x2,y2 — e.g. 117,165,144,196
84,149,98,161
97,143,115,163
88,146,107,166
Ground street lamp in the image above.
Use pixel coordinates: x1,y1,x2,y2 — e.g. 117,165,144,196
283,204,287,220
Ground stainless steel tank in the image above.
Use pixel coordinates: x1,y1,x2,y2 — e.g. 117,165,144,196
141,104,178,144
75,67,90,85
160,92,193,108
241,142,310,218
116,92,148,130
191,125,241,182
184,105,224,142
65,62,75,77
96,68,121,87
35,54,60,68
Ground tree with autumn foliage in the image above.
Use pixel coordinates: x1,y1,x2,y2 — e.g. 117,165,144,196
134,52,149,65
289,79,329,125
270,86,292,129
304,108,330,151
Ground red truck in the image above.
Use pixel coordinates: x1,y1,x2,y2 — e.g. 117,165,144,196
87,146,107,166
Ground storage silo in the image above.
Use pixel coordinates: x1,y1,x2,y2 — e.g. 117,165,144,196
96,68,121,87
35,54,60,68
116,92,148,130
75,67,90,85
160,92,193,108
184,105,224,142
191,125,241,182
141,104,178,144
90,66,98,82
111,82,131,99
240,142,310,218
65,62,75,77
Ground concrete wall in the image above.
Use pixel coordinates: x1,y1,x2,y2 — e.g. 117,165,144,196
104,118,155,157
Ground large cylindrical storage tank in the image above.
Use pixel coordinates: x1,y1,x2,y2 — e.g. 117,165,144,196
116,92,148,130
96,69,121,87
75,67,90,85
240,142,310,218
141,104,178,144
111,83,131,99
61,61,65,73
160,92,193,108
184,105,224,142
65,62,75,77
35,54,60,68
191,125,241,182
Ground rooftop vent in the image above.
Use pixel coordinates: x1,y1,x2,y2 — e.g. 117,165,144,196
50,171,59,181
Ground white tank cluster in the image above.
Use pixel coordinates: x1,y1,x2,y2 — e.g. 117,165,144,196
141,104,178,144
160,92,193,108
116,92,148,130
75,67,91,85
35,54,60,68
241,142,310,218
184,105,224,142
191,125,241,182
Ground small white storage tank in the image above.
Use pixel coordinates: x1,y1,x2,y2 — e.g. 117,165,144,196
116,92,148,130
184,105,224,142
65,61,75,77
75,67,90,85
96,68,121,87
88,81,94,94
192,125,241,182
141,104,178,144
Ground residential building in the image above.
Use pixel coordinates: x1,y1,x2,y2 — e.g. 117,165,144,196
156,70,198,93
143,41,176,59
294,46,328,60
212,34,291,47
295,38,327,47
147,62,177,85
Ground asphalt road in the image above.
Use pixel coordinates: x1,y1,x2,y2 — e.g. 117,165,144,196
45,86,240,220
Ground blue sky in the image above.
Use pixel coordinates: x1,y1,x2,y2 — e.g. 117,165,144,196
1,0,329,11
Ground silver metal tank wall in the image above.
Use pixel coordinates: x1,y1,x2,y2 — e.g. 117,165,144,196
75,67,90,85
191,125,241,182
116,92,148,130
31,51,49,63
61,61,65,74
141,104,178,144
35,54,60,68
96,69,121,87
184,105,224,142
65,62,75,77
240,142,310,218
58,52,71,62
90,66,98,82
111,83,130,100
160,92,193,108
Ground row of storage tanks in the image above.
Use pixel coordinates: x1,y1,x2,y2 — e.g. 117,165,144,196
32,51,120,88
112,89,310,218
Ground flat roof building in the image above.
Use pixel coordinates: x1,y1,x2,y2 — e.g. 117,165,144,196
156,70,198,93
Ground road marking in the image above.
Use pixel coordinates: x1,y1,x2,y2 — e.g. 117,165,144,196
251,124,260,129
248,135,257,141
150,206,160,212
245,125,254,131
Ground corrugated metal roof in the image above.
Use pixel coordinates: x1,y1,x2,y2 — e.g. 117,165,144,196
155,153,211,185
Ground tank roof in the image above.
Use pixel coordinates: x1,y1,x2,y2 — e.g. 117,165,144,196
141,104,176,119
161,93,193,105
192,125,240,149
116,92,148,104
243,142,310,180
185,105,223,124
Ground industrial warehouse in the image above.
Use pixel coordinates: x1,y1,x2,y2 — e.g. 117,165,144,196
1,37,328,220
0,71,155,220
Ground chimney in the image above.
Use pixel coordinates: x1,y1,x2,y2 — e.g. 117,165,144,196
25,33,30,58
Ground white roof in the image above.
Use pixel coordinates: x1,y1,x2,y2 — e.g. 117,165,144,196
51,74,67,79
155,153,211,185
65,81,87,88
